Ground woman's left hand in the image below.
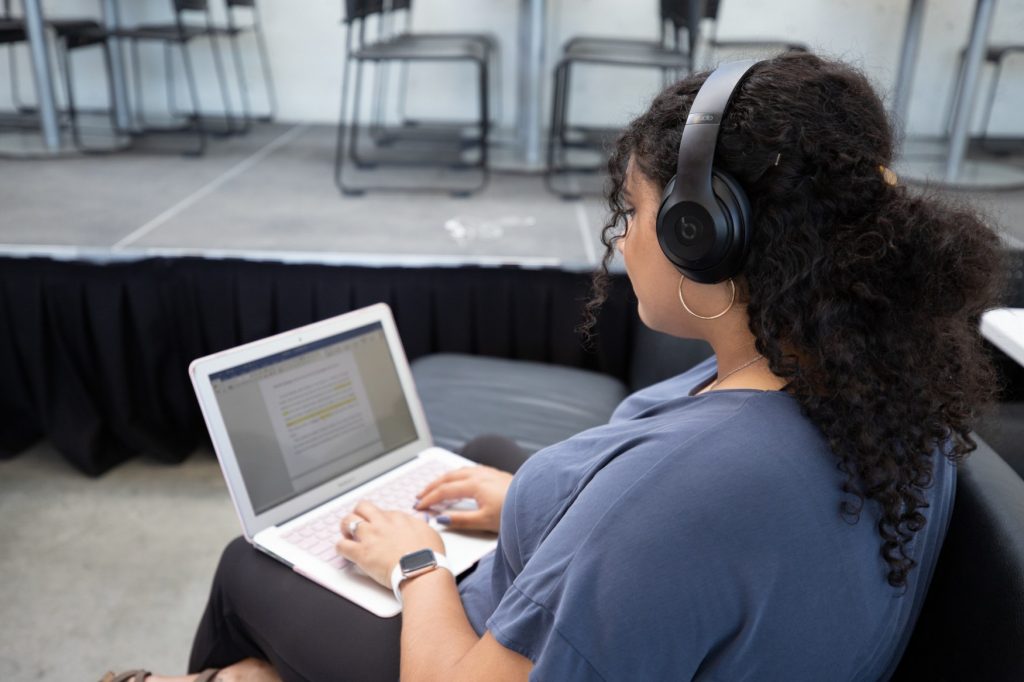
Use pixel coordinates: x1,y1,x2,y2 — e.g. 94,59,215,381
337,501,446,587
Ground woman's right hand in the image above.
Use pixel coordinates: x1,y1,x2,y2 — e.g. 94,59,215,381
413,465,514,534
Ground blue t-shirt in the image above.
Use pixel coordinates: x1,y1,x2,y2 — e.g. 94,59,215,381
457,356,954,681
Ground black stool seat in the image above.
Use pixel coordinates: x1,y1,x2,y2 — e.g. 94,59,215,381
394,30,497,51
959,44,1024,61
710,38,807,52
0,18,25,43
564,35,669,56
116,23,236,41
557,42,691,69
50,19,107,49
354,35,488,62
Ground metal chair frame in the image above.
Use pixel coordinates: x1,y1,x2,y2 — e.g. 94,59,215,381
334,0,490,196
117,0,240,155
223,0,277,123
700,0,809,63
545,1,697,199
55,23,126,152
945,44,1024,147
2,2,34,114
0,1,124,152
367,3,500,148
1,4,32,114
166,0,277,131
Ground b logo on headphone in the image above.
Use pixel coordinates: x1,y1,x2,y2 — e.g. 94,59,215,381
656,60,759,285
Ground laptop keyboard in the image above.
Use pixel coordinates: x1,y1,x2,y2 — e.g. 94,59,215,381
281,459,457,570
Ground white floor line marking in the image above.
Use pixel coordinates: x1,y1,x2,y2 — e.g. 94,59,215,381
569,177,599,266
1000,230,1024,250
111,124,307,250
574,201,599,266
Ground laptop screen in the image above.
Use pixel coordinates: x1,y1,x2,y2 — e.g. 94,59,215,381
210,321,418,514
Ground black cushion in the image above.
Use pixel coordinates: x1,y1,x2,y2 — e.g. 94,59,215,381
975,401,1024,479
628,324,714,391
411,353,628,455
892,437,1024,680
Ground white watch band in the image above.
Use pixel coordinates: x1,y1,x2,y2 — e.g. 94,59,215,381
390,551,451,605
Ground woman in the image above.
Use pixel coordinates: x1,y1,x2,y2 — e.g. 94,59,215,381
104,52,1006,681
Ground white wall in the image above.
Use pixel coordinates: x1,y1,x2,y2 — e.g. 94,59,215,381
6,0,1024,136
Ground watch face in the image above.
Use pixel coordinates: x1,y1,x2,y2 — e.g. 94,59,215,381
400,549,436,574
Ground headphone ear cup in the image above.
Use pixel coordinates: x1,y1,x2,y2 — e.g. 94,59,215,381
656,174,679,261
709,169,752,280
711,169,750,233
657,169,752,283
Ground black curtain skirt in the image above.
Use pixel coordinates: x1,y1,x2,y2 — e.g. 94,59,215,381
0,257,634,476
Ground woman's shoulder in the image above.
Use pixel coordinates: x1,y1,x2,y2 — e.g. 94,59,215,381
612,356,718,420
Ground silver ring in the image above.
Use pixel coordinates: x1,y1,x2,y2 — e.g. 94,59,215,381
348,519,363,539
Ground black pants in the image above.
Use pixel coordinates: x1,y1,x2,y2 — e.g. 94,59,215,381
188,436,530,682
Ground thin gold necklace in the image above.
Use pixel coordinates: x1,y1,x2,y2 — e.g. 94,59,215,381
703,355,765,393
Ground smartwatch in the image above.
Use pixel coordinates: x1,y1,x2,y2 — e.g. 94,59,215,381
390,549,451,604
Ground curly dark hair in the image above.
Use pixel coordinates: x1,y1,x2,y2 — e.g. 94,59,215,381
586,52,1009,588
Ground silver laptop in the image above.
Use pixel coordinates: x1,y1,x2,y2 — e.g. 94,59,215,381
189,302,497,617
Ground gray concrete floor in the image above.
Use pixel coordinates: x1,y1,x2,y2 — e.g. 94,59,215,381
0,123,608,269
2,123,1022,267
0,443,237,682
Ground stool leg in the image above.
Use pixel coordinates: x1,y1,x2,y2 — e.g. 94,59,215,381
179,41,207,155
131,38,146,129
206,29,238,133
559,61,573,146
227,28,253,132
396,61,411,125
944,51,967,138
334,27,364,195
164,41,180,119
251,2,276,120
481,58,489,162
100,39,125,139
979,59,1003,142
348,58,371,167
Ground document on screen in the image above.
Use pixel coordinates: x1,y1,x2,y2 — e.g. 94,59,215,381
258,352,382,483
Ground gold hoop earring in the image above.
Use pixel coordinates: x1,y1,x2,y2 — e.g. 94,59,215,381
678,275,735,320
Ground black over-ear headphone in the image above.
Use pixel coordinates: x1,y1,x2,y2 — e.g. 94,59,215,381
656,59,759,285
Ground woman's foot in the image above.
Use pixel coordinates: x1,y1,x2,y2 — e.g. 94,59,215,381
206,659,281,682
107,657,281,682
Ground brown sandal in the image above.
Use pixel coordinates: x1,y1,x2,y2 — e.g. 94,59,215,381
98,672,150,682
98,669,219,682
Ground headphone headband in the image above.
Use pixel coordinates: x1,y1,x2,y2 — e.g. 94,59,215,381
669,59,759,206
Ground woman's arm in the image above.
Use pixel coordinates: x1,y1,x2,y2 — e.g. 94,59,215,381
337,501,532,682
399,569,532,682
